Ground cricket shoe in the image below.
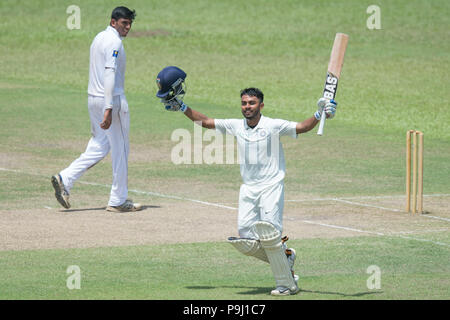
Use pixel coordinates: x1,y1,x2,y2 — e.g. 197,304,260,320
271,285,300,296
51,174,71,209
270,244,300,296
106,199,142,212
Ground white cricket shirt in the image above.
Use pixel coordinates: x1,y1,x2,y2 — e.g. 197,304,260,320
88,26,126,97
215,115,297,186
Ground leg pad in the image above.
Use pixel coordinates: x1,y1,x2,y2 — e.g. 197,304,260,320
227,237,269,263
252,221,298,292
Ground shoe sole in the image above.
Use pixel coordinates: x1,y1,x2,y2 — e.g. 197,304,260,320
271,286,300,296
51,175,70,209
106,206,142,212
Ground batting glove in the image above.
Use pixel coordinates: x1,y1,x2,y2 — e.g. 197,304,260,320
161,97,188,112
314,98,337,120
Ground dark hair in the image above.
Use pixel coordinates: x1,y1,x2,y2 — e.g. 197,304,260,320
240,87,264,103
111,6,136,21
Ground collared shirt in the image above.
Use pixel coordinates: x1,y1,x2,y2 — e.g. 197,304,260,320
88,26,126,97
215,115,297,186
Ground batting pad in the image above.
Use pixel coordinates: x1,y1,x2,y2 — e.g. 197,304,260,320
252,221,298,291
227,237,269,263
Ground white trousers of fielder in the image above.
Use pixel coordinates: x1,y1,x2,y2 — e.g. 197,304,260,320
238,180,284,239
59,94,130,207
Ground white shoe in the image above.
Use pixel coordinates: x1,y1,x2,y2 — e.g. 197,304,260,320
271,285,300,296
269,244,300,296
106,199,142,212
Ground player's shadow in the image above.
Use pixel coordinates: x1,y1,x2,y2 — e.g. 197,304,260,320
299,288,383,298
186,285,271,295
186,286,383,297
61,205,161,213
61,207,106,212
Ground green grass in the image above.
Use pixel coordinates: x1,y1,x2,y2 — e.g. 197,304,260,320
0,0,449,300
0,236,448,299
1,0,449,139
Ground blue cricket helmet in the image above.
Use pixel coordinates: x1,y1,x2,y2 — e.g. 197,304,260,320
156,66,187,98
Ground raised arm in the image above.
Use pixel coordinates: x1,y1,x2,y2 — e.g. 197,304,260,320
296,116,318,134
160,96,215,129
296,98,338,134
183,107,215,129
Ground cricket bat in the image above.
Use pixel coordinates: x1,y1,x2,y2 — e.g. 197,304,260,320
317,33,349,136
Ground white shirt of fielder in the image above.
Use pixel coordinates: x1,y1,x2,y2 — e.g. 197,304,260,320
88,26,126,97
215,115,298,238
59,24,130,207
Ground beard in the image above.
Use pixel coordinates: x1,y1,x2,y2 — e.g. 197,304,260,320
242,109,259,119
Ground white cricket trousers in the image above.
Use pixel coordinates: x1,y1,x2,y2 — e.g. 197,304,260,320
237,180,285,239
59,94,130,206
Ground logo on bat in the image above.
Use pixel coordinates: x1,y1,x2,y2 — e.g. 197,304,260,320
323,73,338,100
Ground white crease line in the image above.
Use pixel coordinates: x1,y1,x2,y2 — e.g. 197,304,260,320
2,165,450,244
421,215,450,223
287,197,405,212
301,220,385,236
340,194,450,199
288,196,450,222
333,198,403,212
286,193,450,202
286,197,339,202
1,167,447,210
79,181,238,211
396,235,450,247
0,167,238,211
389,228,449,235
300,220,449,247
129,188,238,210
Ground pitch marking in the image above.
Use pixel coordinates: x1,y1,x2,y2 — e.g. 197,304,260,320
1,167,449,247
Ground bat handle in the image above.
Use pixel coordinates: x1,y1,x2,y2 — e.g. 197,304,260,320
317,109,326,136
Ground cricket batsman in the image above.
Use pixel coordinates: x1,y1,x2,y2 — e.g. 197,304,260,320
156,66,337,296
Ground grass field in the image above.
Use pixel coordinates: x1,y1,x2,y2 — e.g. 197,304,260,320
0,0,449,302
1,236,449,300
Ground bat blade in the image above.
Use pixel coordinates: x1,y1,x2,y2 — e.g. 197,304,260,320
317,33,349,136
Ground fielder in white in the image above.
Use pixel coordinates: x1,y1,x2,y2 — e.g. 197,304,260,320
156,68,337,296
52,7,141,212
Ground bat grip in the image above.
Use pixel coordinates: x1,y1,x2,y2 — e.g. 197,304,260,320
317,109,326,136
